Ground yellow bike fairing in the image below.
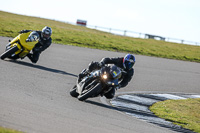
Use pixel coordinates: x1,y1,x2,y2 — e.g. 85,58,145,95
10,31,38,58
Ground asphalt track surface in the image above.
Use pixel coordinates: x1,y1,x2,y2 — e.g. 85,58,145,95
0,36,200,133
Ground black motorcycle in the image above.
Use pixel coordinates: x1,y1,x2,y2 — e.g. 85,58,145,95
70,65,122,101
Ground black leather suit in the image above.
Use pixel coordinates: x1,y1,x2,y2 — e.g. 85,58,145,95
88,57,134,99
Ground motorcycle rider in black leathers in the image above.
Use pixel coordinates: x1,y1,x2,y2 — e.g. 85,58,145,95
19,26,52,63
78,54,135,99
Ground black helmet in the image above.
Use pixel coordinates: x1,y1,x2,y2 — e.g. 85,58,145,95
123,54,135,70
41,26,52,40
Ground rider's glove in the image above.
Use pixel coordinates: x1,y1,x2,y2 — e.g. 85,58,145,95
98,62,105,67
19,30,26,34
89,62,100,72
19,30,31,34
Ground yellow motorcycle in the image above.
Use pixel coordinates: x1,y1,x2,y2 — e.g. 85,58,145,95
0,31,39,60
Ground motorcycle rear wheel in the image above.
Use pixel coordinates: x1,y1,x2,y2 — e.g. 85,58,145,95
0,45,19,60
78,81,102,101
70,85,79,98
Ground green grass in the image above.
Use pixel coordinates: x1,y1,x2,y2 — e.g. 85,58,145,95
0,11,200,132
0,126,23,133
0,10,200,132
0,10,200,62
150,98,200,133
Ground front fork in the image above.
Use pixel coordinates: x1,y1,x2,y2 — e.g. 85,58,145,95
5,43,11,50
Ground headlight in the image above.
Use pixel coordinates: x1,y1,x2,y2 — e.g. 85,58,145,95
102,74,107,79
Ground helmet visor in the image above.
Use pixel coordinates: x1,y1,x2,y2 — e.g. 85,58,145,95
42,33,50,39
125,60,134,70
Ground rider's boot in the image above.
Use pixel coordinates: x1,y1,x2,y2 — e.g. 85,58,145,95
26,53,36,63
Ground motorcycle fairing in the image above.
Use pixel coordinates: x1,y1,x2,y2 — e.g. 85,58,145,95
19,32,38,51
77,80,85,94
77,75,99,95
9,32,38,58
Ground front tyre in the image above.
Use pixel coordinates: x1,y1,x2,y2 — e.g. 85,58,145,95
70,85,79,98
0,45,19,60
78,82,102,101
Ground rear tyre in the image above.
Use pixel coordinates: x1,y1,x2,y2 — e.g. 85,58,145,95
0,45,19,60
78,81,102,101
70,85,79,98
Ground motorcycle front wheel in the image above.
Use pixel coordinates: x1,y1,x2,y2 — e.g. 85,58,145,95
70,85,79,98
78,81,102,101
0,45,19,60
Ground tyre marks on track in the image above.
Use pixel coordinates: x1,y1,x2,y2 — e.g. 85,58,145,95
110,93,200,133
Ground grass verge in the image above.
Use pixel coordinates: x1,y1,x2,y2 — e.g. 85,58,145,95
0,126,23,133
150,98,200,133
0,10,200,62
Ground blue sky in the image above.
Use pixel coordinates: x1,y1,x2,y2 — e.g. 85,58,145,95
1,0,200,44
